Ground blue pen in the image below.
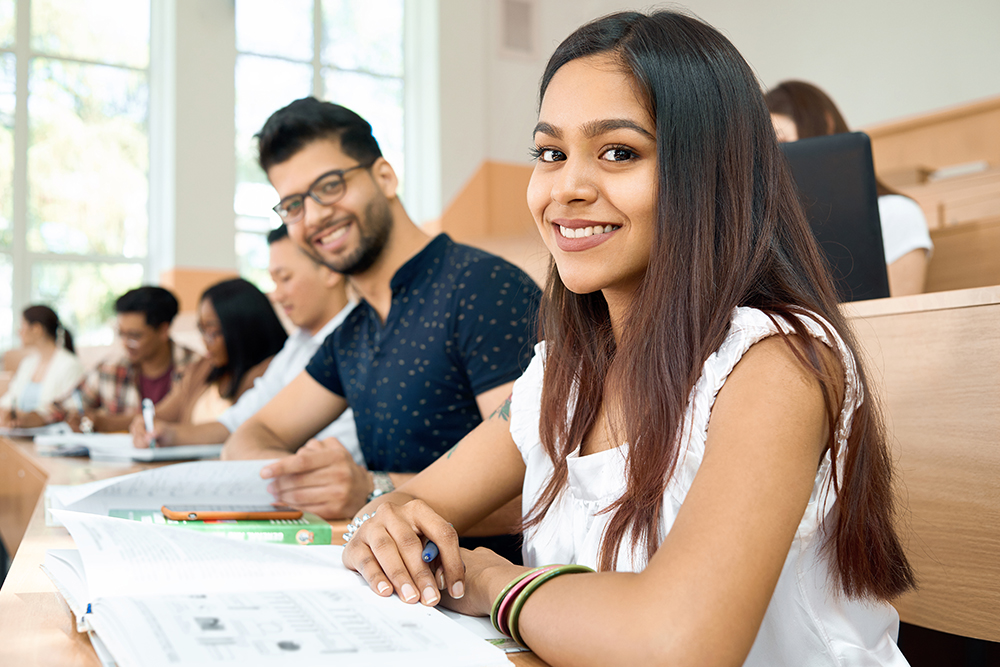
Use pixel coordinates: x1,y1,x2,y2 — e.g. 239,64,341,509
421,540,439,563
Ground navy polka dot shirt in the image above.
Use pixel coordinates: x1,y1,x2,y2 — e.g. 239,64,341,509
306,234,541,473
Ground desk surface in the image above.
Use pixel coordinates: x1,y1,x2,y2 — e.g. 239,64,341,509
0,439,549,667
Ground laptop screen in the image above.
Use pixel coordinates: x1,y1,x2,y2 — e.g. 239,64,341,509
780,132,890,302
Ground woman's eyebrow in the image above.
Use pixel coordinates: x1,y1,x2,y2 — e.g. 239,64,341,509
582,118,655,140
532,119,654,141
533,121,560,138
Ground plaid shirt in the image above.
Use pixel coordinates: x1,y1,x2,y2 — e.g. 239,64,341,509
42,340,201,422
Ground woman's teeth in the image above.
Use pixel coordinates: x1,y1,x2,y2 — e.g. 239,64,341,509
558,224,618,238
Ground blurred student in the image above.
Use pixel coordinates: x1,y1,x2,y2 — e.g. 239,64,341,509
765,80,933,296
131,225,361,464
0,305,84,426
23,286,200,432
130,278,287,435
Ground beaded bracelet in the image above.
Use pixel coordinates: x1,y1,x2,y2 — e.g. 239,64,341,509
490,563,594,648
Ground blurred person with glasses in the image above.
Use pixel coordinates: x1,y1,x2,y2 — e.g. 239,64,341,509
26,286,201,432
130,225,362,467
223,98,540,564
129,278,287,442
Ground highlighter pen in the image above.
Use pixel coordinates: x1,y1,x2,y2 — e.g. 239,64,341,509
141,398,157,449
421,540,439,563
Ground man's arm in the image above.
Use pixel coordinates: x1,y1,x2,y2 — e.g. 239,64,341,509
222,370,348,460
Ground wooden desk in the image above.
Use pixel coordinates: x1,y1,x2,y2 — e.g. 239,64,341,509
0,439,549,666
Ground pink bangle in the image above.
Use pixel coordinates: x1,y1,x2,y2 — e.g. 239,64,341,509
496,566,558,637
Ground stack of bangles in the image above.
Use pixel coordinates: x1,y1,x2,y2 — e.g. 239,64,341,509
490,564,594,648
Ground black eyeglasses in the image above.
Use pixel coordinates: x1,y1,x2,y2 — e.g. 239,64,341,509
272,162,374,224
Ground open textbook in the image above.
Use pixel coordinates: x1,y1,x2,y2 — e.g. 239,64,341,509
47,459,278,516
34,431,222,461
46,460,335,545
44,510,511,667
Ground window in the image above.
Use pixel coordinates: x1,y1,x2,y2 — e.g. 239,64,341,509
234,0,404,291
0,0,149,350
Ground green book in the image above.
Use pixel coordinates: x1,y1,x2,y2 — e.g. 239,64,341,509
108,509,333,545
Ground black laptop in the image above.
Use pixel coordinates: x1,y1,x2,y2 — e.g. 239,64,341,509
780,132,890,302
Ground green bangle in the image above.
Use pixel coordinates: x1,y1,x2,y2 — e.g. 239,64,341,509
508,564,594,648
490,566,551,634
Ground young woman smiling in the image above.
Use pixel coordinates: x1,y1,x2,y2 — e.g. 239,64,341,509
341,10,914,667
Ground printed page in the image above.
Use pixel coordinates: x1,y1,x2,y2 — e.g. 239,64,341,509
90,588,510,667
439,608,529,653
50,459,276,515
53,510,360,598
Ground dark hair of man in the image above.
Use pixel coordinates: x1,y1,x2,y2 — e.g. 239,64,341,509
115,286,180,329
525,10,914,600
22,304,75,354
764,80,899,197
266,223,289,245
200,278,287,399
256,97,383,173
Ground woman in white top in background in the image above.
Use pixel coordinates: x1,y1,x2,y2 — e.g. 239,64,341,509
0,305,84,425
340,10,916,666
765,80,934,297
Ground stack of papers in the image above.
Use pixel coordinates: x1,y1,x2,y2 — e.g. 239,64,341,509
34,432,222,461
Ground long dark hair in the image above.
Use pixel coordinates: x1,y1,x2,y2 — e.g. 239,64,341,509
23,305,74,354
764,80,898,197
526,10,914,600
200,278,287,399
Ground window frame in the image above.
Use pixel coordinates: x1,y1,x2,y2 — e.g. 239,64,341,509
1,0,153,349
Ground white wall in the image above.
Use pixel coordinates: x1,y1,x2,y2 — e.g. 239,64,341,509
437,0,1000,204
153,0,237,274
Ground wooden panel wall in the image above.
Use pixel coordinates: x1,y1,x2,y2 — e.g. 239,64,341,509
845,287,1000,642
866,95,1000,180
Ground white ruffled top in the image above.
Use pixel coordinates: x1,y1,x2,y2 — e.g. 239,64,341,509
510,306,908,666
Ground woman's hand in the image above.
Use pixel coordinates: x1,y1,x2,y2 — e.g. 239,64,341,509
342,499,469,607
438,546,528,617
342,499,530,616
128,414,172,447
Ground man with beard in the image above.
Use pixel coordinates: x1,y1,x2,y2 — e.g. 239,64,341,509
224,99,540,555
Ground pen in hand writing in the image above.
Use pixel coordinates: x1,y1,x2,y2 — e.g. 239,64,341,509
141,398,157,449
421,540,439,563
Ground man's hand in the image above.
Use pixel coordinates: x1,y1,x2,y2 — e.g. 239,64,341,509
260,437,372,520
